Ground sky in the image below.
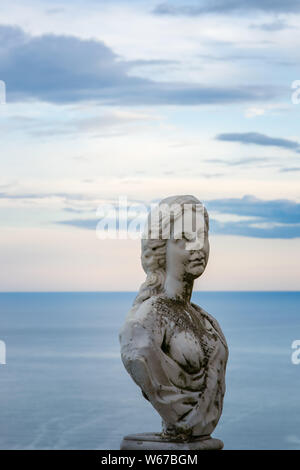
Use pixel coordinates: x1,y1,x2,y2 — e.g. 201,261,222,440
0,0,300,291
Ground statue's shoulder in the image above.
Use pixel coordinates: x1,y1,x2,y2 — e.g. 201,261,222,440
125,295,165,325
191,302,228,349
120,296,166,344
126,295,176,333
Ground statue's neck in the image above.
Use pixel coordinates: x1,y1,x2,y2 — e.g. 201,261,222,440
164,273,193,303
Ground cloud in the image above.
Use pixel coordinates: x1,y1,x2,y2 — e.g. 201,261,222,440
3,109,160,138
244,107,266,118
206,195,300,224
45,8,65,15
59,213,147,232
208,157,270,166
210,219,300,238
0,191,89,202
59,218,98,230
251,20,292,31
153,1,300,16
216,132,300,153
207,195,300,238
0,25,277,105
279,167,300,173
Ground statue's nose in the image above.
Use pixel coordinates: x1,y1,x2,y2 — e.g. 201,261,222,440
189,249,203,257
185,239,203,251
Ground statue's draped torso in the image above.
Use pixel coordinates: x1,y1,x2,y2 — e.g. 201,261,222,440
120,295,228,438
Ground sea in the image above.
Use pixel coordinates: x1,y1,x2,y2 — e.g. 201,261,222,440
0,291,300,450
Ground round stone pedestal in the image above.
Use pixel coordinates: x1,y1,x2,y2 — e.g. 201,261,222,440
120,433,223,450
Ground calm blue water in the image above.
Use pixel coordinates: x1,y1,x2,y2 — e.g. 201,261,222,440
0,292,300,450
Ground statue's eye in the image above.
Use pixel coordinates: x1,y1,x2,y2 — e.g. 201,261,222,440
183,232,194,242
175,233,190,244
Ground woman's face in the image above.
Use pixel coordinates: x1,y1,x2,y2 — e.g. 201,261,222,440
166,219,210,281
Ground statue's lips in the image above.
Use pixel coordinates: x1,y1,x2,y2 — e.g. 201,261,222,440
189,258,205,266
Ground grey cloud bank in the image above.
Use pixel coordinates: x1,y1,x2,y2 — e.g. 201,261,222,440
251,20,291,31
216,132,300,153
0,25,276,105
280,167,300,173
153,0,300,16
208,157,270,167
206,195,300,225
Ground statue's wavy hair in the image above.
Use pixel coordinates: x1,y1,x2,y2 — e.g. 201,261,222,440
132,195,209,310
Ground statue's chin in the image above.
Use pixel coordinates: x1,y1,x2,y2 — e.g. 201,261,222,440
186,264,206,278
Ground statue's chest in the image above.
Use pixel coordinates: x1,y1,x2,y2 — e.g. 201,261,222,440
161,307,224,375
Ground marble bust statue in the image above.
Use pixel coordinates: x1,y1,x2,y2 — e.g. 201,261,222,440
119,195,228,450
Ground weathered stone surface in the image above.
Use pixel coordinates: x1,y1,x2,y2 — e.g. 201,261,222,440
120,433,224,450
119,195,228,448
